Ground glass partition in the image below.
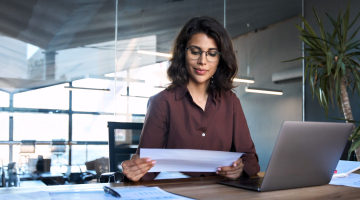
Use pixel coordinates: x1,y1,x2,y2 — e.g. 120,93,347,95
0,0,303,179
0,0,116,170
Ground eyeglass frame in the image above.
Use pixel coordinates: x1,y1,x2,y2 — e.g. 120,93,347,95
185,46,221,63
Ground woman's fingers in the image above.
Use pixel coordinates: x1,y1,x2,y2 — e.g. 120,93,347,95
129,162,153,172
216,158,244,179
217,158,243,172
127,161,156,175
216,166,243,176
123,157,151,168
233,158,243,168
122,157,156,181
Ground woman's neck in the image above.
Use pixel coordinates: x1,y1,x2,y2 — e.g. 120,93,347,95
186,80,210,101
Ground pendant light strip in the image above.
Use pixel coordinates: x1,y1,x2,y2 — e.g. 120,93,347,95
137,50,172,58
245,87,283,95
64,86,110,92
233,77,255,83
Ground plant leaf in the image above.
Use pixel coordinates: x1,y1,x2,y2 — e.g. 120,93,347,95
342,3,350,47
282,56,318,63
326,52,333,75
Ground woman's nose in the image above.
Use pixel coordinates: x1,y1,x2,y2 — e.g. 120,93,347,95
197,52,207,65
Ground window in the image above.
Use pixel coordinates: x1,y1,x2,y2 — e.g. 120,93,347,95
0,146,9,165
12,145,69,167
72,114,114,141
14,83,70,110
71,145,108,165
0,112,9,140
0,91,9,107
72,78,127,113
13,113,68,141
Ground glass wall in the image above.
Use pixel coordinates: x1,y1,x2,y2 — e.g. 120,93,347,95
0,0,302,175
0,0,117,169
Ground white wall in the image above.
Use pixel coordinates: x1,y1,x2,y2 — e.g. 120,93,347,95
232,17,303,171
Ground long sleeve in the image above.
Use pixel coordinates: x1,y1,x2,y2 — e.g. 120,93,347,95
232,94,260,177
134,95,169,180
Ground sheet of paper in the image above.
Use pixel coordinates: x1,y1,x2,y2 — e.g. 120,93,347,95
330,173,360,188
50,186,193,200
0,191,51,200
140,148,244,172
113,186,193,200
333,160,360,178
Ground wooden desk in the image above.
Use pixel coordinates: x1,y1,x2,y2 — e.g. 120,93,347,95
1,172,360,199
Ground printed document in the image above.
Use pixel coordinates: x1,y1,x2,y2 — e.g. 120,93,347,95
140,148,244,172
332,160,360,178
50,186,193,200
330,173,360,188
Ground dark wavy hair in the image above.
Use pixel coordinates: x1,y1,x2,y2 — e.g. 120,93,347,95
167,16,238,92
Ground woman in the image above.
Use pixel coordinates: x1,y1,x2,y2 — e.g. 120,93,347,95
122,16,260,181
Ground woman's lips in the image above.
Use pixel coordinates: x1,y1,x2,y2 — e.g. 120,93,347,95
194,68,207,75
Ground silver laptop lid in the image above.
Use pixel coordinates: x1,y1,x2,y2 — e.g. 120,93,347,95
260,121,353,192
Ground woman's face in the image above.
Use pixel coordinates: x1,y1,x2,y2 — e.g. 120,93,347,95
185,33,219,87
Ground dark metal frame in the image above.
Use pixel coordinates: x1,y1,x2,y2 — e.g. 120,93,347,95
107,122,143,172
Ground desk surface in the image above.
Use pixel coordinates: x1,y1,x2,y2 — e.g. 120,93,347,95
1,172,360,200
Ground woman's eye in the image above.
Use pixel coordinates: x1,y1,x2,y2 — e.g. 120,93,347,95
191,50,200,55
208,52,217,57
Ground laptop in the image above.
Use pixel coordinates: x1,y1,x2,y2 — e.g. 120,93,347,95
218,121,354,192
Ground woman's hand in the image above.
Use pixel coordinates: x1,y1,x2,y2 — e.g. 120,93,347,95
216,157,244,180
121,155,156,181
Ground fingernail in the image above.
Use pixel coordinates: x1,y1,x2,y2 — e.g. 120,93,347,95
216,171,218,174
152,160,156,164
234,163,237,167
146,158,151,162
217,168,221,171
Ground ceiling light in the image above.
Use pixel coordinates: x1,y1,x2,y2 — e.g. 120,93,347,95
233,77,255,83
137,50,172,58
245,87,283,95
64,86,110,92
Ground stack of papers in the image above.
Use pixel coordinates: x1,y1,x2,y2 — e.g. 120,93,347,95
140,148,244,172
332,160,360,178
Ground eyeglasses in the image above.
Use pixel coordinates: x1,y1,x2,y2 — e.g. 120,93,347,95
185,46,221,62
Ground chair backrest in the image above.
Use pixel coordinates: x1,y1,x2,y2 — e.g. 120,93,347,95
50,139,66,154
107,122,143,172
20,140,36,154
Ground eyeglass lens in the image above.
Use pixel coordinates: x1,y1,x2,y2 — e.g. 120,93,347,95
187,47,220,62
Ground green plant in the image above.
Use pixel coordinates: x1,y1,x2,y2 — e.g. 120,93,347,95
285,3,360,160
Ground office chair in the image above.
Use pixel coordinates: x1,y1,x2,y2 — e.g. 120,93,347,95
100,122,143,182
50,139,66,165
19,140,36,174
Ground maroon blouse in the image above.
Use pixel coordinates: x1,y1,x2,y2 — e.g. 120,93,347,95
136,85,260,180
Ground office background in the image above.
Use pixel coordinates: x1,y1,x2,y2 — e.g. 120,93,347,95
0,0,358,173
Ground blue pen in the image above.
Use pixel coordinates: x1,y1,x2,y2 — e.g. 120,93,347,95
103,186,121,198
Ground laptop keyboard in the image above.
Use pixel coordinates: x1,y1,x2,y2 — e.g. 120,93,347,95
218,177,264,190
237,177,264,187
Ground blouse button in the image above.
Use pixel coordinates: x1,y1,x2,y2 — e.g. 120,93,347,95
202,133,205,137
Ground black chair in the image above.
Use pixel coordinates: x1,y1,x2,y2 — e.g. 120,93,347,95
102,122,143,182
